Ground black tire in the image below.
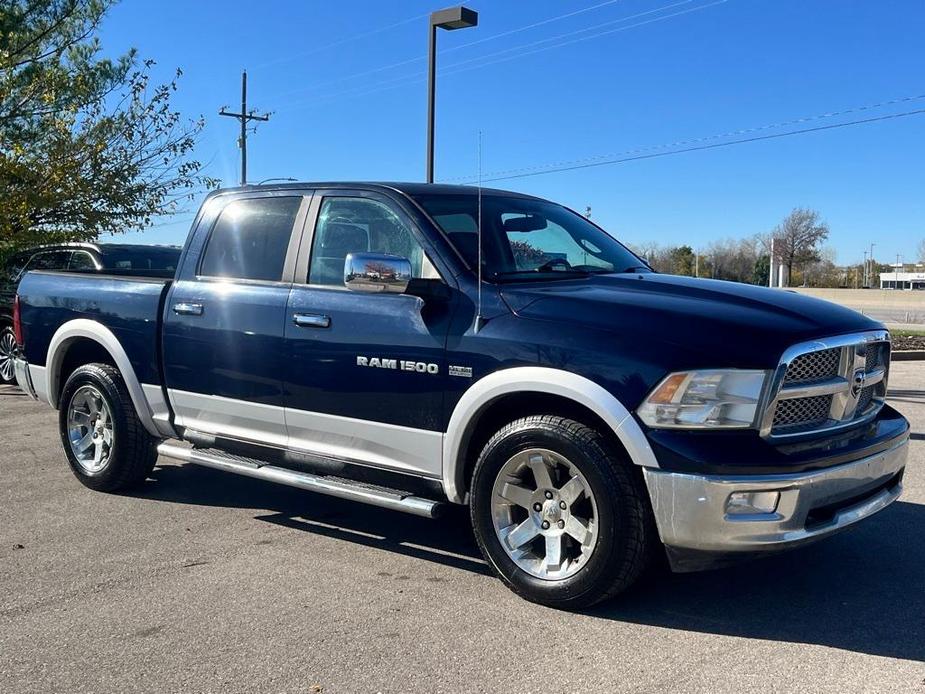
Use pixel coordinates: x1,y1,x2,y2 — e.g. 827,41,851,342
58,363,158,492
0,326,17,384
470,415,655,609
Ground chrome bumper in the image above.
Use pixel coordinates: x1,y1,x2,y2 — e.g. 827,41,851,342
643,437,908,571
13,356,37,400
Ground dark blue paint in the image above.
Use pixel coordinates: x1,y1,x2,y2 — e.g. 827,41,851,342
14,182,904,477
162,279,289,404
17,271,168,385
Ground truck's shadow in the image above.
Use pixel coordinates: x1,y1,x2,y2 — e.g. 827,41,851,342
140,463,925,662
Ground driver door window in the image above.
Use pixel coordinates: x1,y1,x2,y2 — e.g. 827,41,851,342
308,197,438,286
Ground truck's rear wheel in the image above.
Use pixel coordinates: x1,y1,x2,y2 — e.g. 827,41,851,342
470,415,654,609
58,363,158,492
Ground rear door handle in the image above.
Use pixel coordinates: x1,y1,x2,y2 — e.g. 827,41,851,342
293,313,331,329
173,302,203,316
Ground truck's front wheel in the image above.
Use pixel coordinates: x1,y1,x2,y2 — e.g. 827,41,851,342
58,363,158,492
470,416,655,608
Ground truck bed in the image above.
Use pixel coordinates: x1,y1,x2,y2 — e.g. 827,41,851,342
16,270,172,386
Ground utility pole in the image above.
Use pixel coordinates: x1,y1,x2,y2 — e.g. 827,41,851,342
863,251,868,287
219,71,270,186
896,253,902,289
868,242,876,288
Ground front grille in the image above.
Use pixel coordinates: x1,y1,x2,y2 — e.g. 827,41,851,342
856,385,874,414
773,395,832,428
785,348,841,383
764,332,891,438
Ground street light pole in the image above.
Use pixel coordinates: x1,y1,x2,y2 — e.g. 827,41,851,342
426,6,478,183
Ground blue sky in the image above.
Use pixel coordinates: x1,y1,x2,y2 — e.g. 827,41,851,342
99,0,925,266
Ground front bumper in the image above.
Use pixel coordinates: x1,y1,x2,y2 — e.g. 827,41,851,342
13,356,37,400
644,435,908,571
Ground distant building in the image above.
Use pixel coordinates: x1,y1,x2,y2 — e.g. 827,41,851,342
880,271,925,290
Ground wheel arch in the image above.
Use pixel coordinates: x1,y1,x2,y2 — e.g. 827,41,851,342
46,319,162,438
442,367,659,504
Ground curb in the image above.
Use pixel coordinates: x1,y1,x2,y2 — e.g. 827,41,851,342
892,350,925,361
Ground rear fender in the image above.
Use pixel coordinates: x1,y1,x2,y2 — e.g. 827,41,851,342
45,319,173,438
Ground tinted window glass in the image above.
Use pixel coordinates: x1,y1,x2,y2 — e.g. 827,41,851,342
308,197,436,286
100,246,180,271
414,194,645,280
68,251,97,270
200,197,300,281
27,251,71,271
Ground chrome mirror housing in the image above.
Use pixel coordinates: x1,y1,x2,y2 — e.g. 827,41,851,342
344,252,412,294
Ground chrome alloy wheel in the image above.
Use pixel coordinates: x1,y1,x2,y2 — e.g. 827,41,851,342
0,330,16,382
67,385,114,474
490,448,599,580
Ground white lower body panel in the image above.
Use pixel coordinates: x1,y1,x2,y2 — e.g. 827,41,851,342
166,389,442,479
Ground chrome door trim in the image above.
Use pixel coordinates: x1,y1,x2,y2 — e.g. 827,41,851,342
172,302,203,316
292,313,331,328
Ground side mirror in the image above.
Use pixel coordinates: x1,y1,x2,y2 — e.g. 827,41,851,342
344,252,412,294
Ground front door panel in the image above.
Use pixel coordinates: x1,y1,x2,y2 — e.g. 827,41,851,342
284,287,450,475
283,192,454,478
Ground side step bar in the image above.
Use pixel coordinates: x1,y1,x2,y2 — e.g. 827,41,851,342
156,442,445,519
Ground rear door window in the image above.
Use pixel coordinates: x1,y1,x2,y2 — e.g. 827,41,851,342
68,251,97,271
200,197,301,282
27,251,71,271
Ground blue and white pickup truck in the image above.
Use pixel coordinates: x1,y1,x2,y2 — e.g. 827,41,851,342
12,182,909,607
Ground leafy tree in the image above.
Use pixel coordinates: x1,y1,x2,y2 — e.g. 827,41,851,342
769,208,830,286
668,245,696,276
0,0,215,253
753,253,770,286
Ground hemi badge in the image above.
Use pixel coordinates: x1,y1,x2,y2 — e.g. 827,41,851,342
449,365,473,378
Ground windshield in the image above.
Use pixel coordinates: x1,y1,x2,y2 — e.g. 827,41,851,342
412,193,647,280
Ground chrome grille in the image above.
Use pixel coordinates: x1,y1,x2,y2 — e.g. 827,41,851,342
784,348,841,383
762,331,891,438
773,395,832,428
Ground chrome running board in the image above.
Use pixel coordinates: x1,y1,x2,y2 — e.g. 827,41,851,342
156,442,444,519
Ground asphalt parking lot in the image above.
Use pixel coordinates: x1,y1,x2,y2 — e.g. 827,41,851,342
1,366,923,693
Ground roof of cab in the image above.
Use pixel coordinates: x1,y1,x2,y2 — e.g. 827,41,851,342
205,181,544,200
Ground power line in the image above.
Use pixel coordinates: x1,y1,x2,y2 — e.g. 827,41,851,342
252,11,429,71
442,93,925,181
447,106,925,184
280,0,726,112
267,0,629,102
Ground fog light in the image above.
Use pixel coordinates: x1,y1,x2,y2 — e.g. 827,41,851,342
726,491,780,515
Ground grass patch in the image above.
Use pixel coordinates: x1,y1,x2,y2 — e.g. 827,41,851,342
891,329,925,337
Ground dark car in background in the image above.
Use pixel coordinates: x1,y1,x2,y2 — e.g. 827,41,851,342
0,243,180,382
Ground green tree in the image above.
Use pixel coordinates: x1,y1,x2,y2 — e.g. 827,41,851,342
668,245,696,276
0,0,215,253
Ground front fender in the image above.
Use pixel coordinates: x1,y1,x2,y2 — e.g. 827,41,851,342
442,366,659,504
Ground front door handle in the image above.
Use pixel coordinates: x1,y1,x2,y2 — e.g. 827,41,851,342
293,313,331,329
173,302,203,316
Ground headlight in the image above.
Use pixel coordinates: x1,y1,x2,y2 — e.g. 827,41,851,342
637,369,768,429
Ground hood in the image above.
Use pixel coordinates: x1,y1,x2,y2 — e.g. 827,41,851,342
500,273,883,368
